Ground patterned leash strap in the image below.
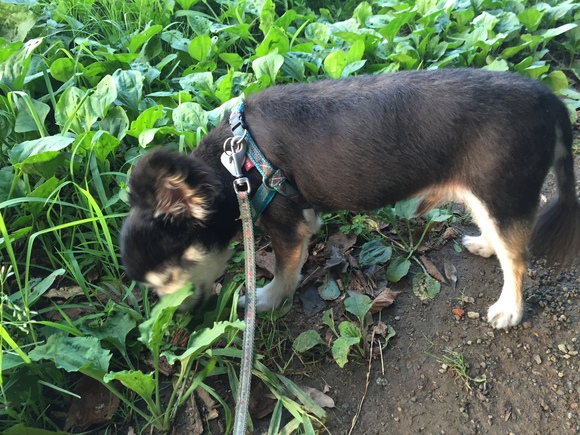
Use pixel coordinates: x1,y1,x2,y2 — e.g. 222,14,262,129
232,188,256,435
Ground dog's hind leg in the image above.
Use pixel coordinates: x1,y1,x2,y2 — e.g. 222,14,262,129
462,191,532,329
239,208,321,312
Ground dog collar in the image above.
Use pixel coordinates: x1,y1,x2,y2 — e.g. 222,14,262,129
226,103,299,221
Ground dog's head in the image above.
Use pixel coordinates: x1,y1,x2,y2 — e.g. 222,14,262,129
120,148,235,306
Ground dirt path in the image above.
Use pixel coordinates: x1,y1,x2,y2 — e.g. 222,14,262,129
278,161,580,435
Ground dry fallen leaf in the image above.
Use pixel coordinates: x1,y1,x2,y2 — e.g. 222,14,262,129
370,288,401,314
325,231,357,256
44,286,84,299
64,376,120,431
443,258,458,292
196,386,219,420
442,226,459,241
256,249,276,276
300,386,335,408
419,255,447,284
249,381,277,419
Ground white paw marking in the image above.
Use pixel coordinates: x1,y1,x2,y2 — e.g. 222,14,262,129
487,298,523,329
237,281,293,312
462,235,494,258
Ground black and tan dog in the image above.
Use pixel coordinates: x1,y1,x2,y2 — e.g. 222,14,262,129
120,68,580,329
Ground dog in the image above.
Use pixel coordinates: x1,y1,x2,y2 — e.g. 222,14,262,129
120,68,580,329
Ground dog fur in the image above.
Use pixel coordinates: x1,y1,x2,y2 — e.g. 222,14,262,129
120,68,580,329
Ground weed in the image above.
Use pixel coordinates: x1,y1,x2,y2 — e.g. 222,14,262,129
431,348,486,391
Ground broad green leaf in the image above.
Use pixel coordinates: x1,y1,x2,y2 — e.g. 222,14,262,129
215,69,234,103
386,257,411,282
344,294,372,326
525,62,549,79
395,198,420,220
324,50,346,79
473,11,499,31
0,38,22,63
539,23,577,41
50,57,79,82
9,135,74,164
101,106,129,140
28,334,111,380
17,151,65,178
256,27,289,57
162,320,244,364
412,272,441,300
173,102,208,132
0,37,42,90
188,35,212,61
23,176,60,217
322,309,334,331
332,335,360,368
104,370,155,411
346,39,365,63
175,0,199,8
305,23,331,47
127,105,164,137
359,239,392,266
87,75,117,122
517,8,544,32
81,312,136,355
54,86,86,133
129,24,162,53
220,53,244,70
292,330,325,353
338,321,362,339
0,2,36,42
426,208,452,223
416,0,437,17
139,284,195,353
318,273,341,301
379,10,416,41
354,2,373,27
482,58,509,71
544,70,568,94
113,69,143,113
252,53,284,83
14,97,50,133
259,0,276,35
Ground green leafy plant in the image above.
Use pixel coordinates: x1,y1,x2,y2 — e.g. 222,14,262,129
1,0,579,431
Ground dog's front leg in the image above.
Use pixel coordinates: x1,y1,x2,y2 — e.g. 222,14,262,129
239,209,320,312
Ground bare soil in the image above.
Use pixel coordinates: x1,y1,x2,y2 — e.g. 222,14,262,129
251,160,580,435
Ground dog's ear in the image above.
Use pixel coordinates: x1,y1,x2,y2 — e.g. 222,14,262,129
128,148,220,222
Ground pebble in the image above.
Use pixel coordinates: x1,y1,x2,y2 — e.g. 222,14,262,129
534,355,542,365
467,311,480,319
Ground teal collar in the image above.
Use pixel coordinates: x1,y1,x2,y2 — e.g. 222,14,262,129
227,103,299,221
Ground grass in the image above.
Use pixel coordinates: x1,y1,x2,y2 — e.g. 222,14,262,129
432,348,487,391
1,0,579,432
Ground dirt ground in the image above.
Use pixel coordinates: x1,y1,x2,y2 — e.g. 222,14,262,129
246,160,580,435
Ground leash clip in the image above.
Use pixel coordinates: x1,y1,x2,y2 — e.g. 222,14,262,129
221,134,248,178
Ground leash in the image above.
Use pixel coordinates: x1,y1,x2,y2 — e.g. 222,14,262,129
222,103,299,433
221,132,255,434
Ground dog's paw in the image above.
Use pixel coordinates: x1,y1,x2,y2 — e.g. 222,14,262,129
487,298,523,329
237,285,291,312
462,235,494,258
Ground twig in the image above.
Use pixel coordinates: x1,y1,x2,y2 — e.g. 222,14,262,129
348,331,375,435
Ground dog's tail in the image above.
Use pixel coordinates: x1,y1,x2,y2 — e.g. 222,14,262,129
530,119,580,267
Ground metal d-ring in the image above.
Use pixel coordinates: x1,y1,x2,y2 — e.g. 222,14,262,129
223,130,247,156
